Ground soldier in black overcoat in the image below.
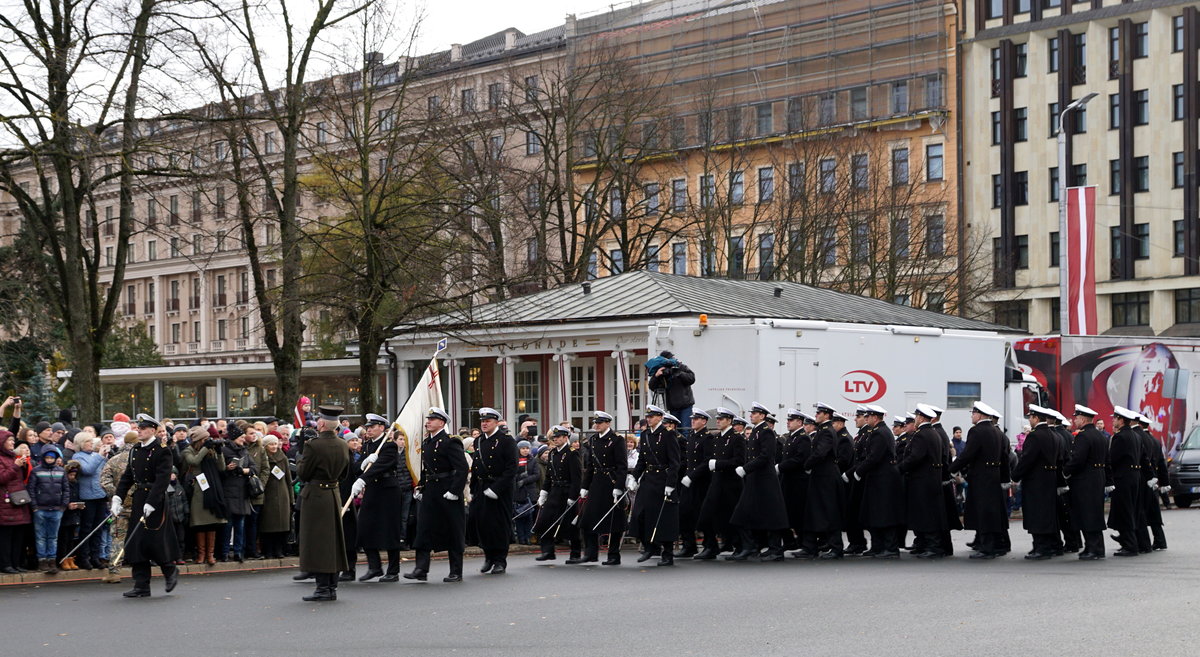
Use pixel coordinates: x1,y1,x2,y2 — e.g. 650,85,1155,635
628,406,681,566
1011,406,1061,559
728,403,788,561
949,402,1008,559
842,408,869,554
352,414,406,582
778,410,812,553
675,410,714,558
112,415,181,598
897,405,948,559
575,411,627,565
695,408,744,559
929,406,962,556
852,405,904,558
1133,414,1168,551
468,407,518,574
1064,405,1109,559
1046,411,1080,553
798,403,845,559
532,426,582,561
1107,407,1144,557
893,415,914,550
405,408,469,583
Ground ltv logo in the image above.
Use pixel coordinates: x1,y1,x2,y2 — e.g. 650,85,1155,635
841,370,887,403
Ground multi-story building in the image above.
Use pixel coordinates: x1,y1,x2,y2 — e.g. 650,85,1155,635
964,0,1199,335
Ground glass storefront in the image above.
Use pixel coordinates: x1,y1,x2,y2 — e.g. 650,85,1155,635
164,381,217,419
225,378,276,417
100,382,155,419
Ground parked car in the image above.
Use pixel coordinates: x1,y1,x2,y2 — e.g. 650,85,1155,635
1169,426,1200,508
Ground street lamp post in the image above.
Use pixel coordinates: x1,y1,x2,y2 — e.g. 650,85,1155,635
1057,92,1097,336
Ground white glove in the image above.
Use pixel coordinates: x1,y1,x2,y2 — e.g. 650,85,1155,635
362,453,379,467
664,486,675,496
1147,478,1159,489
1001,482,1013,490
1056,486,1069,496
612,489,623,501
805,470,812,475
626,474,638,491
484,488,498,500
708,459,717,471
568,498,577,506
735,466,746,478
443,491,459,501
1161,485,1172,494
350,478,366,498
110,496,122,517
841,473,849,483
774,464,779,475
579,488,589,499
853,472,861,482
537,490,549,506
1104,485,1115,494
143,503,154,518
681,476,692,488
413,490,423,501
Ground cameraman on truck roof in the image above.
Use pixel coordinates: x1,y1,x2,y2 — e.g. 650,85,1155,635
646,350,696,436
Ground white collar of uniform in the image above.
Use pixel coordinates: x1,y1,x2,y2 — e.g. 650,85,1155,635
752,421,764,429
555,442,568,452
918,422,931,428
1033,421,1047,428
720,427,731,436
485,428,498,439
975,419,992,426
139,436,156,447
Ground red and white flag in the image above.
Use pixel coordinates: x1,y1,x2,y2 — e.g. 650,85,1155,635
1065,185,1097,335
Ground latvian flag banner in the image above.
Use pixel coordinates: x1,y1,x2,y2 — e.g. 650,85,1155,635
1065,185,1098,335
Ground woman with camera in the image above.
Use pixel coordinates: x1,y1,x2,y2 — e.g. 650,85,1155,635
219,426,257,562
182,426,228,565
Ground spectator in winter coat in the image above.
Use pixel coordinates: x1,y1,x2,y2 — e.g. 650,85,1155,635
70,434,108,569
28,446,69,573
219,433,257,561
57,462,83,569
513,440,539,545
1,428,34,573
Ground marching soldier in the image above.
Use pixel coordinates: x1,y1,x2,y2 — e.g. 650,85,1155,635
533,426,582,562
1134,413,1168,551
798,402,845,559
405,407,469,583
695,408,744,559
897,405,948,559
675,410,714,559
295,405,351,601
1065,405,1109,559
629,406,681,566
728,402,788,561
1107,407,1144,557
1011,406,1061,559
469,407,518,574
351,413,405,582
852,405,904,559
949,402,1008,559
575,411,627,565
842,408,869,555
928,406,962,556
777,410,812,553
892,415,914,550
1047,410,1080,553
335,429,362,583
111,415,181,598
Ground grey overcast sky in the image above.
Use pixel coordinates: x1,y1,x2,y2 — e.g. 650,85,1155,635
412,0,606,53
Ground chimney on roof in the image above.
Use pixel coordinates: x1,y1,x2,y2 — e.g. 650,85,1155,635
581,281,592,295
773,287,783,298
564,14,577,39
504,29,518,51
450,43,463,62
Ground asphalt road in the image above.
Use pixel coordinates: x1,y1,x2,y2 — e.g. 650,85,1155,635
5,509,1198,657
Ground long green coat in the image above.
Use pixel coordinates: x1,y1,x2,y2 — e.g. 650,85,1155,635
182,445,227,527
298,431,350,573
246,441,268,505
259,447,294,534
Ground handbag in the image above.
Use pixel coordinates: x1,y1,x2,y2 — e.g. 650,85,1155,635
246,473,265,498
8,489,31,505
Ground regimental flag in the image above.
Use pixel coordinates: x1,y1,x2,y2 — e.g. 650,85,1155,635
394,357,444,483
1065,185,1098,336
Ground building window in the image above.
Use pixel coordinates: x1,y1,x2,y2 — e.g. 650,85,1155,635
822,227,837,266
925,214,945,257
587,252,598,279
105,246,113,266
1175,84,1186,121
851,87,868,119
672,242,687,274
701,240,717,276
728,236,745,277
1132,22,1148,59
851,222,869,263
1014,171,1029,206
786,98,803,132
756,103,773,135
460,88,475,112
1175,152,1186,188
757,167,774,203
315,122,329,144
1015,234,1029,269
146,198,157,226
1175,220,1186,257
609,188,623,218
698,112,712,144
700,174,715,208
986,0,1002,19
1111,292,1150,327
1071,33,1087,81
488,134,503,159
1134,223,1150,260
669,117,685,148
525,237,538,266
609,249,624,274
892,148,909,185
891,81,908,114
1177,288,1200,323
171,323,181,344
788,162,805,199
852,154,869,190
645,182,660,215
646,244,661,272
926,143,944,181
1049,101,1060,137
894,294,911,307
1132,90,1149,126
925,292,945,313
1111,226,1123,261
1049,167,1059,202
990,47,1001,84
994,300,1029,331
727,107,743,141
1110,160,1121,195
1050,231,1060,267
671,179,687,212
1108,26,1120,69
819,93,836,125
1014,107,1028,141
1175,15,1186,53
893,215,910,259
759,233,775,279
524,75,539,102
1133,156,1149,193
217,319,227,341
1015,43,1028,78
1071,163,1087,187
992,174,1002,209
525,131,540,155
1048,36,1060,73
730,171,745,205
170,237,180,258
487,82,503,110
1108,93,1120,129
991,111,1001,145
147,240,157,261
819,158,836,193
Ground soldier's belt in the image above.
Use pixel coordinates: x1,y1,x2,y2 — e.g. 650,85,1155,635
549,482,571,488
644,465,667,472
1091,464,1106,468
312,482,338,489
134,483,153,490
1043,465,1059,470
424,472,452,481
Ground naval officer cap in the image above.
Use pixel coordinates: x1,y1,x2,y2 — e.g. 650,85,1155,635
855,405,870,416
715,407,736,419
800,412,817,425
1073,404,1098,417
135,413,161,429
864,404,887,417
1138,413,1151,425
662,413,681,425
765,414,778,425
731,416,748,427
591,410,614,424
912,403,938,419
363,413,389,427
831,409,849,422
749,401,771,415
550,425,572,437
928,405,945,417
1113,406,1140,421
893,415,909,427
971,401,1001,418
645,404,666,417
1049,409,1068,424
691,409,711,421
786,408,805,420
478,407,501,421
1027,405,1053,419
425,407,450,422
